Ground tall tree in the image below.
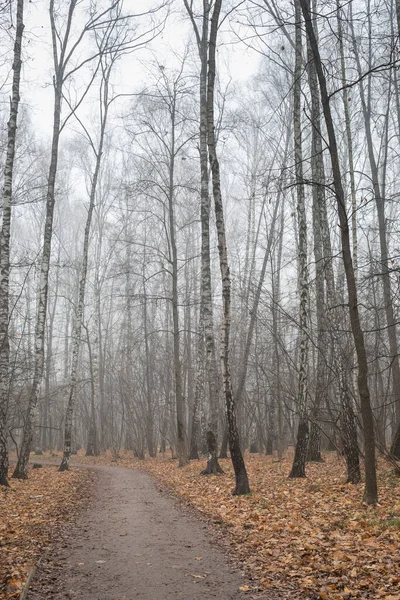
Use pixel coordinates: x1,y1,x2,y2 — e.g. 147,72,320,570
299,0,378,504
59,12,122,471
207,0,250,494
0,0,24,487
289,0,310,479
13,0,117,479
349,7,400,457
184,0,223,475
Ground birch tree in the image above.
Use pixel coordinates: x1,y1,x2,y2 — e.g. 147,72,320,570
299,0,378,504
13,0,125,479
289,0,310,479
183,0,223,475
0,0,24,487
207,0,250,494
59,9,125,471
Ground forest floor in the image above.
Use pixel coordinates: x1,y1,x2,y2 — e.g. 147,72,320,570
51,450,400,600
0,462,94,599
1,451,399,600
28,463,252,600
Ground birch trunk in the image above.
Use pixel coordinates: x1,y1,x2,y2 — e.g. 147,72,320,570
289,0,310,479
305,1,325,463
167,89,188,467
190,307,204,460
13,0,67,478
0,0,24,487
299,0,378,504
59,89,108,470
336,1,357,280
143,282,155,457
42,250,60,452
273,195,286,459
85,332,98,458
184,0,222,474
207,0,250,494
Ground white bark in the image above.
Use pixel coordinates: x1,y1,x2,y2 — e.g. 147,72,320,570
0,0,24,486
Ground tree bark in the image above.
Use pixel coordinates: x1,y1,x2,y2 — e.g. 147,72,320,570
184,0,222,475
349,11,400,455
168,88,188,467
0,0,24,487
299,0,378,504
289,0,310,479
305,4,326,463
207,0,250,494
59,93,107,470
13,0,67,479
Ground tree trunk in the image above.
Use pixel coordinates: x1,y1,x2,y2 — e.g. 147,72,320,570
13,0,84,479
190,286,203,461
13,69,63,479
59,51,112,470
207,0,250,494
289,0,310,479
143,287,155,457
85,328,98,457
305,5,326,463
340,371,361,483
42,249,60,452
299,0,378,504
349,5,400,455
184,0,223,475
0,0,24,487
219,426,228,459
168,92,188,468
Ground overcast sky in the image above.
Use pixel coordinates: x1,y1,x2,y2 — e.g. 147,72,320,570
16,0,259,144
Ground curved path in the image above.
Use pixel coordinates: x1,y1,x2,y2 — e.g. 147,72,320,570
29,465,251,600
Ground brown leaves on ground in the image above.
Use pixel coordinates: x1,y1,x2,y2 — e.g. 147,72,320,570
0,464,92,599
35,450,400,599
136,453,400,600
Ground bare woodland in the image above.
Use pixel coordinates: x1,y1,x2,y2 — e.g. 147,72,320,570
1,0,400,506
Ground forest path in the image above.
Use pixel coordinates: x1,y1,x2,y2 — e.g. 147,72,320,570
29,464,251,600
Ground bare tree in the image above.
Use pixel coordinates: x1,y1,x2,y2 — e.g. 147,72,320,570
289,0,310,479
299,0,378,504
207,0,250,494
183,0,223,475
13,0,124,479
0,0,24,487
59,9,125,471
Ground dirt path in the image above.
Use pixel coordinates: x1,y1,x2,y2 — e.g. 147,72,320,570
29,465,250,600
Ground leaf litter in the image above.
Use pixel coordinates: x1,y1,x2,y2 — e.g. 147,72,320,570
0,464,92,599
12,450,400,600
132,453,400,600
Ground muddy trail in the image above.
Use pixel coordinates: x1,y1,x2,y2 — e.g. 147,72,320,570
28,464,254,600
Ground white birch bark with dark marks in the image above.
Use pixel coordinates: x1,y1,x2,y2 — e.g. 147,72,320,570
0,0,24,487
184,0,222,475
207,0,250,494
13,0,68,479
289,0,310,479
